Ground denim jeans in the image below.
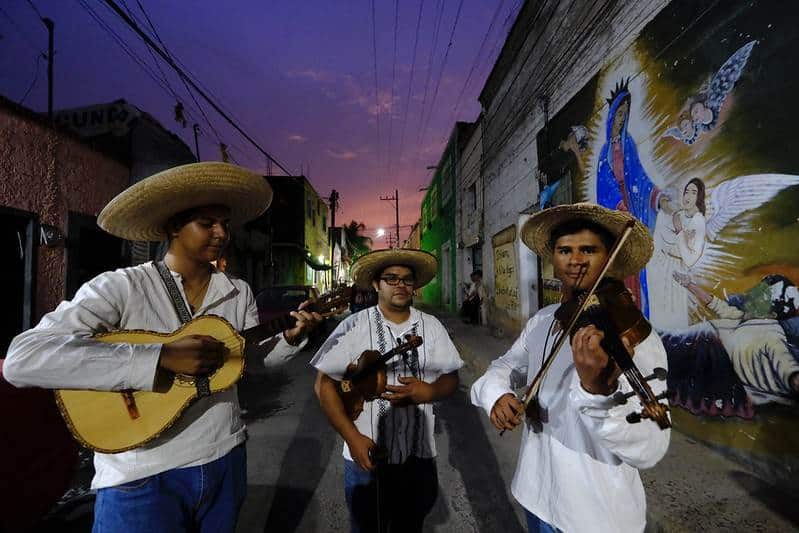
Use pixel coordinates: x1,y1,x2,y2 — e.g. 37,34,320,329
525,508,560,533
92,444,246,533
344,456,438,533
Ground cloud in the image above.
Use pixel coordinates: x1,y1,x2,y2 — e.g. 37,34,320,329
288,134,307,143
326,148,359,160
287,68,335,82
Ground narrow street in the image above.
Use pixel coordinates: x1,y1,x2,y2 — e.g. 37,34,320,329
39,308,798,532
235,313,526,533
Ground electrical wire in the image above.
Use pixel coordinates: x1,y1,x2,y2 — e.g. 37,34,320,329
443,0,505,135
18,53,42,105
417,0,464,147
416,0,446,148
396,0,425,179
0,4,46,55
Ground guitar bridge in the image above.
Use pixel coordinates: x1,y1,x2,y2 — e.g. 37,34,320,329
121,391,140,420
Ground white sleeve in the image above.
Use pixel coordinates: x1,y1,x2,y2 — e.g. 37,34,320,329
3,271,161,392
569,331,671,469
309,314,361,380
430,317,464,375
470,316,535,416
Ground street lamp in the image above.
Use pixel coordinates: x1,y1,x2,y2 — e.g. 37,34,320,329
376,228,386,237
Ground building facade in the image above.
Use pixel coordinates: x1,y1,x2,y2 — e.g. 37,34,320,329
257,175,330,294
0,97,130,355
475,0,799,491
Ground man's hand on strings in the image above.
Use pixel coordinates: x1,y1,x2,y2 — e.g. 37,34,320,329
159,335,228,375
284,299,323,346
571,325,625,396
491,393,524,431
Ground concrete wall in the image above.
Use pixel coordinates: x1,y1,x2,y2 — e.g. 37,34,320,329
0,100,129,321
457,121,483,308
477,0,799,492
479,0,668,334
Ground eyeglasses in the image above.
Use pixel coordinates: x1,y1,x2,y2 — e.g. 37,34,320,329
380,276,416,287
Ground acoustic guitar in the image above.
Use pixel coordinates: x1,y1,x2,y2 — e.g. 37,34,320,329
55,286,351,453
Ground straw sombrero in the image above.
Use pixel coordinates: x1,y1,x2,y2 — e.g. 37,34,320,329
351,249,438,289
98,162,272,241
520,203,653,278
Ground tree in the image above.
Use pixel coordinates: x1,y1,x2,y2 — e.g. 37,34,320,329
343,220,372,262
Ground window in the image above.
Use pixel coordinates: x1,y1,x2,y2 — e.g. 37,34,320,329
467,183,477,212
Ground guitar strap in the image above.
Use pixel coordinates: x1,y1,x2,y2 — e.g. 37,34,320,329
155,261,211,398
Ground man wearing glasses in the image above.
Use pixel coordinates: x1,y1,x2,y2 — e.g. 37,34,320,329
311,249,463,533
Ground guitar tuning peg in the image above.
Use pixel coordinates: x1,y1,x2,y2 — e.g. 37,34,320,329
612,390,636,405
644,367,668,382
655,390,670,401
626,411,642,424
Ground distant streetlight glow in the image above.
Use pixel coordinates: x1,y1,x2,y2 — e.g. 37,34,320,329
376,228,385,237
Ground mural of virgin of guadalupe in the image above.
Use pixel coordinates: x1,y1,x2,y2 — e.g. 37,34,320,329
596,79,662,316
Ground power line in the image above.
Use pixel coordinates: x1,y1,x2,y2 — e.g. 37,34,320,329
416,0,446,148
396,0,425,176
386,0,400,184
18,53,42,105
23,0,44,20
102,0,292,175
444,0,505,132
418,0,464,147
370,0,382,178
0,4,46,55
127,0,225,146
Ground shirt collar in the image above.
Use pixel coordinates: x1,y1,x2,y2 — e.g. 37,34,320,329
371,304,421,329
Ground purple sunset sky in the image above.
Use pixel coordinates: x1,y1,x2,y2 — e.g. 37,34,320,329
1,0,521,244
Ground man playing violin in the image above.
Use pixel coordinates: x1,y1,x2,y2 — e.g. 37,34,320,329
471,203,670,533
4,162,322,532
311,249,463,533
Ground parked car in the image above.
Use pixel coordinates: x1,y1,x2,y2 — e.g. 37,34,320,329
255,285,320,324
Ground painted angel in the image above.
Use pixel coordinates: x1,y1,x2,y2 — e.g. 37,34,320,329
648,173,799,331
663,40,757,144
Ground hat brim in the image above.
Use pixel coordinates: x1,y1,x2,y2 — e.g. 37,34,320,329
98,162,273,241
520,203,653,279
351,249,438,289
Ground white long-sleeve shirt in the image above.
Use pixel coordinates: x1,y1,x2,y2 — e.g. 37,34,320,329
471,304,670,533
4,262,301,489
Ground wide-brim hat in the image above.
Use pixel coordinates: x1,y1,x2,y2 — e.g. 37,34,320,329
98,162,273,241
520,202,653,279
351,249,438,289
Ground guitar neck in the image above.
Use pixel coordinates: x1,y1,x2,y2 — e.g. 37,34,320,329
241,312,299,346
349,344,413,381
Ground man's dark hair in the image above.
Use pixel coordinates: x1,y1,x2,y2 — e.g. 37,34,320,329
548,218,615,251
471,270,483,278
373,264,416,282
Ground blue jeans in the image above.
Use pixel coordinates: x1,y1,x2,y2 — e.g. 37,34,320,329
92,445,246,533
344,457,438,533
525,509,560,533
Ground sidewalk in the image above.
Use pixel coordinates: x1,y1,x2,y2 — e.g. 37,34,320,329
424,306,797,533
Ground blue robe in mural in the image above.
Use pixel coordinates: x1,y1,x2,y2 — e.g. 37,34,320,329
596,88,658,316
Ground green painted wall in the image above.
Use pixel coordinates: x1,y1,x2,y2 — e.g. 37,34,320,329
420,130,458,312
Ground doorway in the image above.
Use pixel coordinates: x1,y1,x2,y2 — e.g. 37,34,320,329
0,208,36,355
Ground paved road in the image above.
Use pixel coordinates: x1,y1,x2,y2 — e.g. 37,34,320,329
235,335,528,533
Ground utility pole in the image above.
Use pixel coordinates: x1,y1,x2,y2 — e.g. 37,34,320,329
380,189,399,248
329,189,339,285
43,18,54,119
192,124,200,161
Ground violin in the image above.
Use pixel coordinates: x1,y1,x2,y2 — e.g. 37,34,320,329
554,278,671,429
337,335,424,420
514,220,670,431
